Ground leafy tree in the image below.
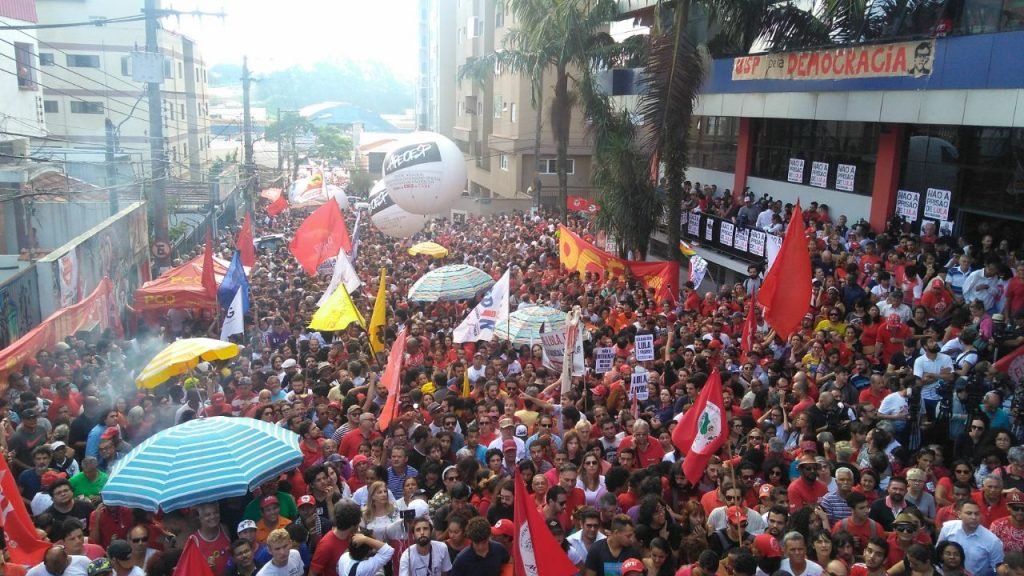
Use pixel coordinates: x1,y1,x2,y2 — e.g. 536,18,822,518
348,169,374,198
265,112,313,178
313,126,353,163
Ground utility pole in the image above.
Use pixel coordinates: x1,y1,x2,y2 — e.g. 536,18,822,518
105,118,119,215
242,56,255,217
145,0,169,269
276,109,283,173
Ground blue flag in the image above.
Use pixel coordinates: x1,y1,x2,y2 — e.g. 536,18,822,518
217,251,249,313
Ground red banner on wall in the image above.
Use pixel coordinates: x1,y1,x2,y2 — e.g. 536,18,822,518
558,225,679,302
0,277,117,383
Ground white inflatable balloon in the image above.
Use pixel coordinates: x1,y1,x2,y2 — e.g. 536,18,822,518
381,132,466,215
368,182,428,238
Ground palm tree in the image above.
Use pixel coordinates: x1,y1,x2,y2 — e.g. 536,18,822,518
460,0,620,224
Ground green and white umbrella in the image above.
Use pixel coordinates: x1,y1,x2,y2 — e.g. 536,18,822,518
495,305,567,345
408,264,495,302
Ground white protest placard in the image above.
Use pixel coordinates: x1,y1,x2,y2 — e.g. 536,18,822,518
788,158,805,183
634,333,655,361
540,330,566,372
704,218,714,241
689,255,709,289
924,188,951,221
688,211,701,236
749,230,766,257
719,221,735,247
734,228,749,252
765,234,784,273
630,371,649,401
896,190,920,222
594,347,614,374
836,164,856,192
810,161,829,188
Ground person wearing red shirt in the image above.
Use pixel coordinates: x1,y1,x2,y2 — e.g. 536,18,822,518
973,475,1010,528
920,279,955,323
46,380,82,423
832,493,884,557
884,512,931,569
935,482,973,530
1006,263,1024,318
309,501,361,576
875,315,912,364
617,420,664,469
337,413,380,460
849,538,888,576
684,283,701,312
193,503,231,575
701,479,734,516
989,491,1024,553
858,374,888,410
788,454,828,511
298,421,324,471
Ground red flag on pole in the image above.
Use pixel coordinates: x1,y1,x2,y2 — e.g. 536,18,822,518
172,535,214,576
201,228,217,298
672,368,729,485
237,212,256,268
288,201,351,276
0,456,50,565
995,344,1024,383
266,195,288,216
740,295,758,363
376,329,408,432
513,468,579,576
757,201,812,341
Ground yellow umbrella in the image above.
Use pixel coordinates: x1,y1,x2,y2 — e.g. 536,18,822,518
408,241,449,259
136,338,240,389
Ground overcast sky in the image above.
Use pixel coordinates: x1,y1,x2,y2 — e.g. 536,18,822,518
170,0,420,78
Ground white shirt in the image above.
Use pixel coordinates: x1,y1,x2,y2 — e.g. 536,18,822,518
779,558,823,576
337,543,395,576
27,556,91,576
487,435,526,462
567,529,606,563
398,541,452,576
962,269,998,311
707,506,766,534
879,390,909,419
256,549,305,575
937,520,1003,576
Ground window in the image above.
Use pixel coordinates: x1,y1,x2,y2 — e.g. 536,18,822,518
182,143,187,157
495,6,505,28
458,101,464,116
539,158,574,175
43,100,58,113
39,53,54,66
120,56,131,76
467,16,480,38
510,103,517,123
164,59,172,79
493,96,502,118
750,118,879,195
70,101,103,114
500,154,509,171
687,116,740,173
177,62,183,78
66,54,100,68
14,43,35,89
180,103,185,118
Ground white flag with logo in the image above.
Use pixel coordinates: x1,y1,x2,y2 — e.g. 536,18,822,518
220,288,245,340
453,269,510,343
317,246,361,306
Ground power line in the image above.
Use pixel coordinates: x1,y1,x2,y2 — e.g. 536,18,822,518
0,15,147,31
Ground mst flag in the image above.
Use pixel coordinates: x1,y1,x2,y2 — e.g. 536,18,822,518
758,201,812,340
218,252,249,340
266,194,288,216
377,329,408,431
237,212,256,268
289,200,352,275
0,455,49,564
453,269,510,344
513,468,578,576
672,368,729,485
173,535,214,576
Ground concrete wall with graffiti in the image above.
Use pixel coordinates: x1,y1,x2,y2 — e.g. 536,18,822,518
0,268,41,351
36,202,150,320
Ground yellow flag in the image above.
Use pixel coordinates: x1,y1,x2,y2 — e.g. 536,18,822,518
309,281,365,332
367,268,387,355
461,369,471,398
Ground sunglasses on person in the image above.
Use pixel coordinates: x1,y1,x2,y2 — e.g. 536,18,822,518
893,524,917,533
1011,506,1024,513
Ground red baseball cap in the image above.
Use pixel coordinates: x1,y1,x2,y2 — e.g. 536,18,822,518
753,533,783,558
621,558,646,575
260,495,279,509
491,519,514,539
297,495,315,508
726,506,746,525
351,454,369,467
101,426,119,440
502,439,517,452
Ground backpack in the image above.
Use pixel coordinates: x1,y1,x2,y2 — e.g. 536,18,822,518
838,517,878,540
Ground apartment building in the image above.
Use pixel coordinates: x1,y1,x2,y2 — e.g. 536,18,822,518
451,0,594,202
34,0,211,181
417,0,455,137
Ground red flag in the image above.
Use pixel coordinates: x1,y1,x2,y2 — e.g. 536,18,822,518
173,535,214,576
201,228,217,298
0,456,49,564
376,329,408,432
757,201,812,340
740,295,758,362
238,212,256,268
513,468,579,576
266,195,288,216
288,201,351,276
995,344,1024,383
672,368,729,485
567,195,598,214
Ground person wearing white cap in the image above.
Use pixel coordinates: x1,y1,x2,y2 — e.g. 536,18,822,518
50,441,80,477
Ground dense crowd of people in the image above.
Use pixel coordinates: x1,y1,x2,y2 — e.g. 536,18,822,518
2,188,1024,576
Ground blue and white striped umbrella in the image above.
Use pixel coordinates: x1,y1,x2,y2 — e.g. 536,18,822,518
102,417,301,512
408,264,495,302
495,305,567,345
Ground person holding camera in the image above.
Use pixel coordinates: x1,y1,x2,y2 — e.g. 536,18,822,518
398,516,452,576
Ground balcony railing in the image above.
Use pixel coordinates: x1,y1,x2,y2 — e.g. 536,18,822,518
682,210,782,266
